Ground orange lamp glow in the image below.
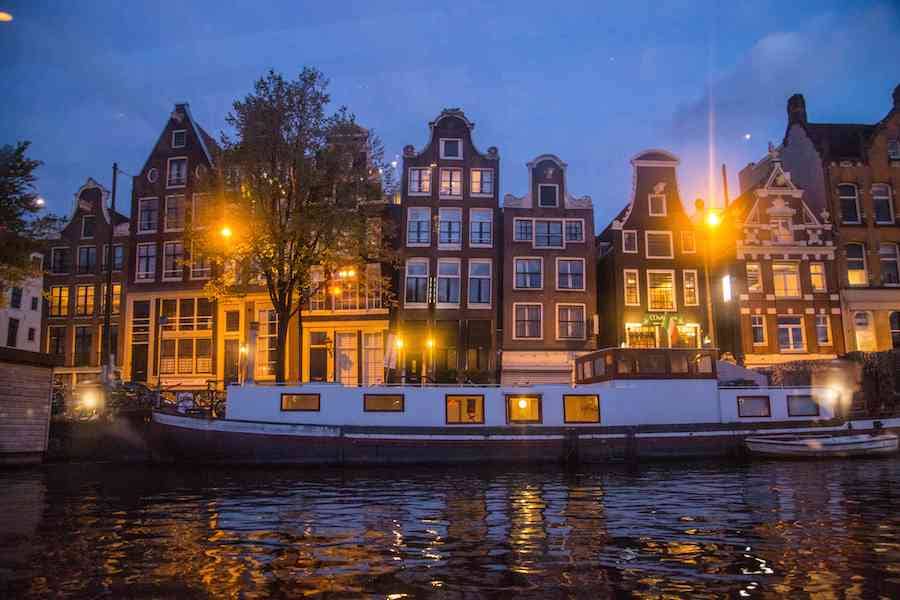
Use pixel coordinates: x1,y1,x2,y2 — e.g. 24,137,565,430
220,226,233,238
704,210,722,229
0,12,13,22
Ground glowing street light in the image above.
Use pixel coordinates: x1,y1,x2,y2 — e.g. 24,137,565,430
220,225,233,238
704,209,722,229
425,338,434,349
517,398,528,410
0,11,13,23
394,337,404,350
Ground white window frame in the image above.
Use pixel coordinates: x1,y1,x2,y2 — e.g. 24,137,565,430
556,257,586,291
470,168,494,197
512,302,543,341
404,258,429,308
622,230,638,254
102,243,125,272
467,259,492,308
879,242,900,286
838,184,861,224
513,257,543,290
191,193,208,229
623,269,640,306
681,231,696,254
846,243,868,287
872,184,894,225
646,269,677,312
815,314,832,346
772,261,801,298
164,194,185,232
171,129,187,149
809,262,827,293
751,314,767,346
556,303,586,341
406,207,431,247
439,138,463,160
644,230,674,259
777,315,805,352
137,197,159,234
648,193,667,216
408,167,432,195
469,208,493,248
190,241,211,280
564,219,585,243
439,168,463,198
682,269,699,306
50,247,69,274
76,245,97,276
162,240,184,281
81,215,95,239
166,156,188,189
436,258,461,308
437,207,462,250
538,184,559,208
746,262,763,293
533,219,564,249
513,218,533,243
135,242,156,282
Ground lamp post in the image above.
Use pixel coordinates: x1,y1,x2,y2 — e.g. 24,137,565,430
701,203,722,348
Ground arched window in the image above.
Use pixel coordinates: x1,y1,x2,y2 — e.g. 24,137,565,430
872,184,894,224
846,243,867,286
838,184,860,224
891,312,900,349
879,243,900,285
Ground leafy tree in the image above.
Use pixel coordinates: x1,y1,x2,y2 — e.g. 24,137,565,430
193,68,395,382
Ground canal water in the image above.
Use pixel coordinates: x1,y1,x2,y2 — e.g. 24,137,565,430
1,460,899,598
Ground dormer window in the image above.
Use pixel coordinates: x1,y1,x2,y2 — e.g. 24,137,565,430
538,184,558,208
889,138,900,161
649,194,666,216
439,138,462,160
81,215,96,239
171,130,187,149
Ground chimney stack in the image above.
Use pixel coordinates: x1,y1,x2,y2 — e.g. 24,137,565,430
893,84,900,109
787,94,807,126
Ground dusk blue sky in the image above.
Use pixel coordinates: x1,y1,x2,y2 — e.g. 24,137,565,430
2,1,898,227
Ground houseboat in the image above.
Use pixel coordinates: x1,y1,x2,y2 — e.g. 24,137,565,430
149,347,900,464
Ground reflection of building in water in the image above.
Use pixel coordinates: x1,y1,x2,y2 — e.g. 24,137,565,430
507,484,549,576
558,478,615,591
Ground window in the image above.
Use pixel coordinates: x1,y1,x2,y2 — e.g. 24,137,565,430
74,326,92,366
30,296,38,311
645,231,673,258
625,324,657,348
446,394,484,424
787,395,819,417
406,207,431,245
624,269,640,306
623,230,638,253
534,220,563,248
891,312,900,349
648,194,666,216
281,393,320,411
514,304,542,339
565,220,584,242
103,244,125,271
138,198,159,233
436,259,460,306
889,139,900,160
163,241,184,280
136,243,157,281
564,395,600,423
872,184,893,224
777,316,804,351
6,318,19,347
514,219,533,242
506,395,541,423
191,193,210,228
100,283,122,315
439,138,461,160
405,259,428,305
167,157,187,187
683,270,699,306
771,217,793,244
256,309,277,377
846,243,867,286
809,263,827,292
190,243,212,279
48,326,66,356
815,314,832,345
75,284,95,316
514,258,542,289
438,208,462,247
751,315,766,345
49,286,69,317
50,247,70,274
364,394,404,412
557,259,584,290
646,270,676,311
27,327,35,342
9,287,22,309
737,396,771,418
880,243,900,285
470,169,493,195
165,195,185,231
439,168,462,197
538,185,558,208
557,304,586,339
171,130,186,149
470,208,492,246
468,260,491,306
681,231,696,254
408,167,431,194
772,262,801,298
838,184,860,223
77,246,97,274
81,216,96,239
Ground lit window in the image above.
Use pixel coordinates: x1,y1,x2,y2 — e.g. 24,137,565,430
167,157,187,187
404,259,428,305
406,207,431,245
565,220,584,242
439,168,462,196
557,305,585,339
138,198,158,233
646,271,675,311
364,394,404,412
75,284,95,316
624,269,640,306
772,262,801,298
446,395,484,424
514,219,532,242
751,315,766,345
469,208,492,246
681,231,696,253
408,168,431,194
163,241,184,280
538,185,558,208
165,195,185,231
438,208,462,247
49,286,69,317
506,395,541,423
645,231,673,258
563,395,600,423
623,230,638,253
468,260,491,306
838,184,860,223
777,316,804,351
815,314,832,345
683,270,699,306
136,243,157,281
100,283,122,315
439,139,461,160
557,259,584,290
281,394,320,411
256,309,278,377
648,194,666,216
809,262,827,292
747,262,765,293
872,184,894,224
625,324,657,348
534,220,563,248
880,243,900,285
470,169,493,195
846,243,867,286
514,304,542,339
436,259,460,306
514,258,542,289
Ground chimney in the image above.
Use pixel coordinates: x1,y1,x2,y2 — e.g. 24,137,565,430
787,94,807,126
893,84,900,109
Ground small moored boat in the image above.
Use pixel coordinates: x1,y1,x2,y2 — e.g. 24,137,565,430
745,433,899,459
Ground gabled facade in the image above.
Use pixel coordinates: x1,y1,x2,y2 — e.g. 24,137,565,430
43,178,129,388
393,108,500,383
597,150,709,349
721,149,844,366
1,252,44,353
501,154,597,384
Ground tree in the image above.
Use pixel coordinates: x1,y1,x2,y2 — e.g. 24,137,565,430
0,141,61,292
194,68,395,383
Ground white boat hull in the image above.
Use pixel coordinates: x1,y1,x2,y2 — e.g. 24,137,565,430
745,434,899,459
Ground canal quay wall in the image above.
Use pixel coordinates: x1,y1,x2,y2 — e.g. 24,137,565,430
0,348,57,466
46,413,153,463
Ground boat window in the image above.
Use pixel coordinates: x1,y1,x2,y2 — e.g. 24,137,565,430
637,353,667,375
446,395,484,424
583,360,593,379
617,356,634,375
787,394,819,417
576,362,585,382
507,395,541,423
564,395,600,423
695,354,713,374
364,394,404,412
593,357,605,378
670,354,689,374
281,393,320,412
737,395,771,418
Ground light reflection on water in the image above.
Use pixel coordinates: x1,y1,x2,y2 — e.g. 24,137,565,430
1,459,899,598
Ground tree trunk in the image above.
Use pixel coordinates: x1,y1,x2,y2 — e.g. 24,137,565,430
274,310,290,383
297,309,304,384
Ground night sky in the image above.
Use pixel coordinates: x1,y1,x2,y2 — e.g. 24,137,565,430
2,1,898,227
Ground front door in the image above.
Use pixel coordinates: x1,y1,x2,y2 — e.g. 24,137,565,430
131,344,148,382
224,339,240,384
335,332,358,386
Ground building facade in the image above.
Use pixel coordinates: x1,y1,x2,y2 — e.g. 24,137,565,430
394,108,500,383
721,149,844,366
500,154,597,383
43,178,129,388
0,252,44,352
597,150,710,349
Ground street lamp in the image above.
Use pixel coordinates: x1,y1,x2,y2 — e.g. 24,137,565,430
699,200,722,348
220,225,232,239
